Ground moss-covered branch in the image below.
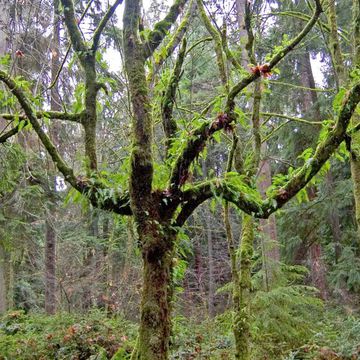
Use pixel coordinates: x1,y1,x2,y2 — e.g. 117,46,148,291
267,10,349,42
162,38,187,155
197,0,227,87
262,81,360,217
175,179,262,226
169,113,233,191
0,70,132,215
143,0,189,58
0,111,82,123
0,70,77,186
61,0,101,171
0,125,22,143
61,0,87,53
252,80,262,171
150,0,194,81
174,81,360,223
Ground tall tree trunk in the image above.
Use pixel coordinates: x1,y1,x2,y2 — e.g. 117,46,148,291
234,214,254,360
309,243,328,299
0,244,6,313
206,209,215,318
258,146,279,289
350,0,360,238
45,217,56,314
44,0,61,315
0,0,11,315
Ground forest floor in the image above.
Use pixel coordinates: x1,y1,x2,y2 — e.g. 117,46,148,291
0,305,360,359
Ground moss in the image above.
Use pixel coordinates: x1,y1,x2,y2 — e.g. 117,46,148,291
144,0,188,57
232,214,254,360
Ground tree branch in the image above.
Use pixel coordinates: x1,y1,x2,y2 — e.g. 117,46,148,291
176,179,262,226
1,111,82,123
169,113,233,191
0,125,22,143
143,0,189,59
92,0,124,51
149,0,194,81
225,0,323,114
0,70,78,187
61,0,87,53
162,38,187,155
261,81,360,218
176,81,360,223
0,70,132,215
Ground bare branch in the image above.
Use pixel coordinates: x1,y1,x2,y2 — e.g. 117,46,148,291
92,0,124,51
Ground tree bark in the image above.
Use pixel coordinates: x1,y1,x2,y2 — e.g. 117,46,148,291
206,209,215,318
0,244,6,313
45,218,56,314
258,147,279,289
44,0,61,315
131,226,175,360
350,0,360,239
234,214,254,360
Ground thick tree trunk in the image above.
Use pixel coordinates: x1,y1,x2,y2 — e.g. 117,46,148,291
133,229,174,360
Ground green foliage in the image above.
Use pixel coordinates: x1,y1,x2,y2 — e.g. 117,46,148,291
0,143,26,195
330,246,360,292
171,316,233,359
251,285,323,359
0,310,136,359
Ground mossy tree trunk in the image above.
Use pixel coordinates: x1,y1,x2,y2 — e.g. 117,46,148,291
0,244,6,313
123,1,187,357
350,0,360,238
327,0,360,240
234,214,254,360
135,224,175,359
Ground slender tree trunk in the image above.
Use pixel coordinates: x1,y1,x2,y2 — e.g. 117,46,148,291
350,0,360,238
44,0,62,315
309,243,328,299
45,217,56,314
258,146,279,289
206,210,215,318
326,173,342,263
0,0,11,315
0,244,6,313
326,0,360,241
